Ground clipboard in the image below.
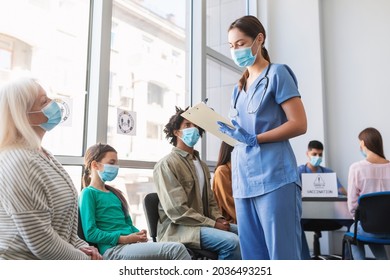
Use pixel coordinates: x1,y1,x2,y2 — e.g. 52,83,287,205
180,102,239,146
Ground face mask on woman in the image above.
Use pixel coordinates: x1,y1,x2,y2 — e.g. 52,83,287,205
29,100,62,131
180,127,200,147
98,164,119,182
230,38,261,68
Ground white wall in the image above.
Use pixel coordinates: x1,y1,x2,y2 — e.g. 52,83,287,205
321,0,390,185
259,0,390,186
258,0,326,167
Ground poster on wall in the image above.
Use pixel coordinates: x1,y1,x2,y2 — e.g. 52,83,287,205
117,108,136,136
56,97,72,127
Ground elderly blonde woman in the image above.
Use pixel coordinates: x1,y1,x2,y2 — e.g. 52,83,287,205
0,76,102,260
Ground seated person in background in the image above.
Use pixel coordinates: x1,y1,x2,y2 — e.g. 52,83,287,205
298,140,347,195
79,143,191,260
212,142,236,224
299,140,347,259
0,76,101,260
347,127,390,260
153,107,241,260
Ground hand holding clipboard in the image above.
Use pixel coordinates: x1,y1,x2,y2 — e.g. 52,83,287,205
180,102,239,146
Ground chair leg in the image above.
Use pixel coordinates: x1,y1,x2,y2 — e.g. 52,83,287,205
342,239,353,260
312,231,322,259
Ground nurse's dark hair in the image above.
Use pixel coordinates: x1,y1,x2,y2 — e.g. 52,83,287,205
216,142,234,169
358,127,386,159
82,143,129,216
308,140,324,151
164,106,205,147
229,15,271,91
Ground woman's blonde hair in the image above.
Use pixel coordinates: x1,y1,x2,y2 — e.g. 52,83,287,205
0,76,42,150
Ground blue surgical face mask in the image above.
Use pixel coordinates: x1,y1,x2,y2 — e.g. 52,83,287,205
310,156,322,167
230,38,261,68
29,100,62,131
180,127,200,148
98,164,119,182
360,149,367,158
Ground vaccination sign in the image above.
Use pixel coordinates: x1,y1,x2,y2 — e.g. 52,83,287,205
301,173,338,197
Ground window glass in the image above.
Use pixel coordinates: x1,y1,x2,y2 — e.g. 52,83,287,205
206,58,241,162
206,0,246,57
108,0,188,162
0,0,90,156
63,165,83,194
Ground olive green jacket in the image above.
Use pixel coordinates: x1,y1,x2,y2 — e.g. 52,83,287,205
153,147,223,249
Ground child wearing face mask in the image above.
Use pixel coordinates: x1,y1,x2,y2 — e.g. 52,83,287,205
78,143,191,260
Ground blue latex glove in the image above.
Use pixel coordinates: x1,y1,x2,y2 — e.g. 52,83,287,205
217,119,258,146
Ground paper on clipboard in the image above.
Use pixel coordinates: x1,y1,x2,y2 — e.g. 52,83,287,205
180,102,239,146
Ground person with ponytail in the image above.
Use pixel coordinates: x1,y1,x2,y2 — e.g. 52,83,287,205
218,15,307,260
347,127,390,259
79,143,191,260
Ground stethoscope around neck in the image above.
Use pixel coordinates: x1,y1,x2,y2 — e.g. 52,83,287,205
229,63,272,118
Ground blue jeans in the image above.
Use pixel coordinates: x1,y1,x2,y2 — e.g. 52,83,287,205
103,242,191,260
200,223,241,260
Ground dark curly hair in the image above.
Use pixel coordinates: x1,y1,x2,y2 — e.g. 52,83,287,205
164,106,205,146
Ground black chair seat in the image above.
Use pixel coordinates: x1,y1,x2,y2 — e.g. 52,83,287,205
143,192,217,260
342,191,390,260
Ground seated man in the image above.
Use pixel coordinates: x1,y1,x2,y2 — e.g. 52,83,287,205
298,140,346,195
299,140,346,259
153,106,241,260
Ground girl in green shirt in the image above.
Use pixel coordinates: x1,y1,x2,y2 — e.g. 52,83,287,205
79,143,191,260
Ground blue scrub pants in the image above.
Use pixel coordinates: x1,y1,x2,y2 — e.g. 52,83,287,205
235,183,302,260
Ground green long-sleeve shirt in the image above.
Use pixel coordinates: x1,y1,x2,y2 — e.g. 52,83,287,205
78,186,138,254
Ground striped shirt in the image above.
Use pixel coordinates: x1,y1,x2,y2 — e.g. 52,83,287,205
0,148,90,259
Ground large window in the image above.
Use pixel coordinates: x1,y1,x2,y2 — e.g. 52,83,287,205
207,0,247,57
0,0,90,156
0,0,252,229
108,0,187,163
205,0,247,162
206,58,241,161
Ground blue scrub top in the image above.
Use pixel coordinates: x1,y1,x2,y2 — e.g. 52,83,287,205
230,63,301,198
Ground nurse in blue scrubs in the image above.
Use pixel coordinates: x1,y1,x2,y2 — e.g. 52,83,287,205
218,15,307,260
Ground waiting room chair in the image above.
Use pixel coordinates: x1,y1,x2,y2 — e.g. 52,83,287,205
302,220,345,260
77,209,98,248
342,191,390,260
143,192,218,260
